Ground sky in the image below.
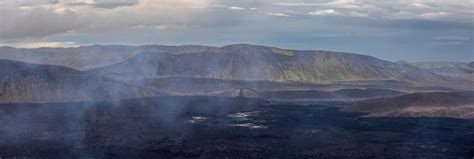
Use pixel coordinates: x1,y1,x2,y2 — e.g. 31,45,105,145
0,0,473,62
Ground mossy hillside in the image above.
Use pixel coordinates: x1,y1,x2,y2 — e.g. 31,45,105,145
271,48,295,56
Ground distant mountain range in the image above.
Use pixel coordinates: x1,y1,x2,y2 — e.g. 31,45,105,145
399,61,474,81
0,45,140,71
87,44,470,88
1,44,470,85
0,44,472,105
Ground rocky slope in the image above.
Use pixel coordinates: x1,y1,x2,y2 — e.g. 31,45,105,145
1,44,470,89
91,44,470,89
0,45,231,71
341,91,474,119
402,61,474,81
0,45,140,71
0,60,158,103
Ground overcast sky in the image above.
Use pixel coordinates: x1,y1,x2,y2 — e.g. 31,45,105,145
0,0,473,62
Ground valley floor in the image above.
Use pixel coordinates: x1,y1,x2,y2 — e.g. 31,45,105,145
0,97,473,158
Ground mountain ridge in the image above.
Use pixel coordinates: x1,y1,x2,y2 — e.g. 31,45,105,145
1,44,472,92
400,61,474,82
87,44,471,89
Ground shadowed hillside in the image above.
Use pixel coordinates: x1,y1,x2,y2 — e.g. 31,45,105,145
0,60,158,103
341,91,474,119
402,61,474,81
0,46,140,71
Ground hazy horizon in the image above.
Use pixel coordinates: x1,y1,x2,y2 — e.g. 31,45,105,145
1,43,472,63
1,0,473,62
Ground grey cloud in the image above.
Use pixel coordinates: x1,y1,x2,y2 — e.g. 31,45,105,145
0,7,82,41
435,35,471,41
2,0,470,42
267,13,290,17
273,0,473,22
90,0,138,8
0,0,59,7
0,0,224,41
274,2,326,6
